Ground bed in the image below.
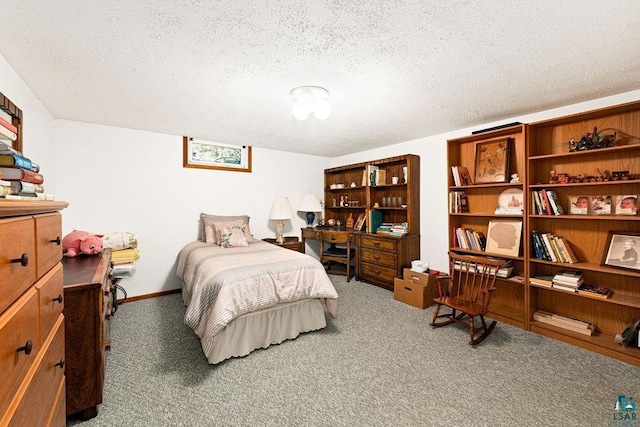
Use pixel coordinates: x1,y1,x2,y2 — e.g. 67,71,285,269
176,240,338,364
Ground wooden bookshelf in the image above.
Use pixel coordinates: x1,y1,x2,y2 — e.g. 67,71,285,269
0,91,23,153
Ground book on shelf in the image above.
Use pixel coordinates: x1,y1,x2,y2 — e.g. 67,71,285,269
533,310,594,336
452,258,513,278
0,116,18,134
10,181,44,194
375,169,387,185
577,283,612,299
450,166,473,187
546,190,565,215
529,273,554,287
0,167,44,184
1,193,54,200
552,282,579,293
0,153,32,170
449,191,469,213
554,270,583,283
368,210,383,234
0,140,21,156
494,206,523,215
0,122,17,141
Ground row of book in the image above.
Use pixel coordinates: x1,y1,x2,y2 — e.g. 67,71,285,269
449,191,469,213
450,165,473,186
533,310,595,336
452,258,514,278
376,222,407,236
531,230,578,263
532,189,564,215
529,271,612,299
452,226,486,251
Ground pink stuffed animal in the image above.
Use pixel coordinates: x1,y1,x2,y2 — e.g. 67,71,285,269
62,230,104,257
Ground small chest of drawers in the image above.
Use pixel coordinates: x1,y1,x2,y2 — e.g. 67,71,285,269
358,233,420,290
0,201,68,427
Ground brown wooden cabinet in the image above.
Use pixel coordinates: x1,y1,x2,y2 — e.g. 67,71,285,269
323,154,420,290
63,249,114,420
447,100,640,366
0,201,68,427
262,236,303,252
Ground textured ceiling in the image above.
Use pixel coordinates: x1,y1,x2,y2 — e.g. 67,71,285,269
1,1,640,157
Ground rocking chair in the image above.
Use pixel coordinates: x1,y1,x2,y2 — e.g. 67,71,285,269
430,251,505,345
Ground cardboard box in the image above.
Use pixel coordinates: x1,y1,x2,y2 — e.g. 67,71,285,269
393,269,443,309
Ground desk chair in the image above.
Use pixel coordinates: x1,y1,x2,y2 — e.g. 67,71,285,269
430,251,505,345
320,230,356,282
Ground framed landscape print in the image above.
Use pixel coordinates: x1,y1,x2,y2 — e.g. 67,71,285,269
602,232,640,271
474,138,510,184
485,220,522,257
183,136,252,172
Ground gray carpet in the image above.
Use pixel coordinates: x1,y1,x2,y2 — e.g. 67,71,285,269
68,276,639,426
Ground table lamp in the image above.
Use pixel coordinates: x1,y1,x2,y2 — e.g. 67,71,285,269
298,194,322,228
269,197,293,244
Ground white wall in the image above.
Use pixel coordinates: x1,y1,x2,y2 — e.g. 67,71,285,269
53,120,326,297
330,89,640,273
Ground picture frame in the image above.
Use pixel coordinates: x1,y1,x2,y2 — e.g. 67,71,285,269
183,136,252,172
601,232,640,272
569,196,589,215
615,195,638,215
353,213,366,231
485,220,522,257
590,195,612,215
474,137,511,184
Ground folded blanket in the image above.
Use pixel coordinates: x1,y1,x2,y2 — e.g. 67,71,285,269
111,248,140,264
102,232,138,250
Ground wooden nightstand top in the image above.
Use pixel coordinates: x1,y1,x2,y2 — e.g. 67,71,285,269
262,237,303,252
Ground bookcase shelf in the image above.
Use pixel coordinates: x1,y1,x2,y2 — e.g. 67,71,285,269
448,100,640,366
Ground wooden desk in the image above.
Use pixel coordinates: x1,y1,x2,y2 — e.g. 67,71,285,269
301,227,360,278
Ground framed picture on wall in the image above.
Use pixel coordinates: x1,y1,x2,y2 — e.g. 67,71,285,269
474,138,511,184
183,136,252,172
353,213,366,231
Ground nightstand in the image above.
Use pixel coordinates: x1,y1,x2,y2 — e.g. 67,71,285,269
262,236,303,252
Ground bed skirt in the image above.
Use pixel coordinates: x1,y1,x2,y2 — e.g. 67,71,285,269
203,298,327,364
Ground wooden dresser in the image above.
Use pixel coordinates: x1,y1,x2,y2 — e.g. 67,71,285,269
359,233,420,290
0,200,68,427
63,249,114,420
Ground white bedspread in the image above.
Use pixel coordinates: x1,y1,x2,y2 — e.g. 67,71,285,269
176,241,338,352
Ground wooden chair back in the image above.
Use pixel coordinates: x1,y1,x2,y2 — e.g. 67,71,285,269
320,230,355,281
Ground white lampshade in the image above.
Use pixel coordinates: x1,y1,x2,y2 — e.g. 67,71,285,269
269,197,293,220
298,194,322,212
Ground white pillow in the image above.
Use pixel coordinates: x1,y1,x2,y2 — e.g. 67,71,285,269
200,213,256,244
212,220,245,245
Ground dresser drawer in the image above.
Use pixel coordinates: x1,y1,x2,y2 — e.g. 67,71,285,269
49,378,67,427
360,262,398,284
360,248,397,268
301,228,322,240
35,213,63,279
0,217,37,313
35,263,64,346
0,288,40,418
360,235,398,252
7,316,65,427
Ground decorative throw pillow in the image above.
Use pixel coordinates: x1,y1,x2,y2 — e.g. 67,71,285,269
200,213,256,244
218,226,249,248
212,220,246,246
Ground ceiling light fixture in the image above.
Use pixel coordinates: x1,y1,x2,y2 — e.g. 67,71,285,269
290,86,331,120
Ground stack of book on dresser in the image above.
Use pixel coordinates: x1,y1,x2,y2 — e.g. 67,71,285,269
376,222,408,236
0,138,52,200
552,270,584,293
533,310,595,336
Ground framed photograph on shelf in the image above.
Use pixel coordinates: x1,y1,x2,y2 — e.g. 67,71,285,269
590,195,612,215
183,136,252,172
601,231,640,271
474,138,511,184
485,220,522,257
615,195,638,215
569,196,589,215
353,213,366,231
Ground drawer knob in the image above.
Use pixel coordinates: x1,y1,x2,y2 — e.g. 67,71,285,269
54,359,65,369
50,236,61,245
11,253,29,267
16,340,33,355
373,242,380,247
53,294,63,304
374,255,380,261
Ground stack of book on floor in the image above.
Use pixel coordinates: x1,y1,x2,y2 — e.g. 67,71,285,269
552,270,584,293
533,310,594,336
0,140,52,200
